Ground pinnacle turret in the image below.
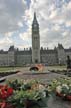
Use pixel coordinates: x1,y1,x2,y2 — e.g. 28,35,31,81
32,12,38,25
34,12,37,20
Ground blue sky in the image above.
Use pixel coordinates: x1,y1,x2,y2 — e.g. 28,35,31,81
0,0,71,50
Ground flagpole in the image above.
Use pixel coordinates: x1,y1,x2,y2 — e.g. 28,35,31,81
33,0,37,13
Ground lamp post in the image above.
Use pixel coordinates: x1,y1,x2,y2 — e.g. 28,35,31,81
59,58,61,66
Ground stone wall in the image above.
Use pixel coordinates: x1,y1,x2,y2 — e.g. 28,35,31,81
0,45,71,66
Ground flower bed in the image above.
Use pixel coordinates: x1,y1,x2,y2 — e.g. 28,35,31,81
0,79,48,108
48,77,71,100
0,71,19,77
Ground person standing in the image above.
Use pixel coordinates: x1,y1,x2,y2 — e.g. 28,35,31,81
66,55,71,75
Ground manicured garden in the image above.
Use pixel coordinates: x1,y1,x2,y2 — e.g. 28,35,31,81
0,79,48,108
0,67,20,72
48,77,71,100
0,65,66,73
0,77,71,108
47,65,66,71
0,66,67,79
0,67,20,77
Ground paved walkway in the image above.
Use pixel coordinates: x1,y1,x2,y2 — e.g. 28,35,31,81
2,70,67,83
0,69,71,108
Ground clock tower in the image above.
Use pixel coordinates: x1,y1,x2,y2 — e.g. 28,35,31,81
32,12,40,63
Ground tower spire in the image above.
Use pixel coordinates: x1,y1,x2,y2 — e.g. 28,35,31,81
32,6,40,64
34,12,37,20
33,0,38,23
32,11,38,26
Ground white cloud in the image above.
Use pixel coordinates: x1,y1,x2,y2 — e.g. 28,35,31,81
52,24,60,31
31,0,71,48
0,0,27,33
67,1,71,9
0,37,13,50
19,31,31,41
18,22,23,27
15,44,31,50
62,31,69,37
19,28,32,48
0,0,71,50
66,21,71,27
5,32,14,37
49,10,57,19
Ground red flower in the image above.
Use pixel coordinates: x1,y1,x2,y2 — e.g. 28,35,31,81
0,102,7,108
56,92,63,97
0,85,13,100
0,102,15,108
6,103,15,108
0,85,3,89
0,85,14,108
7,88,13,96
1,89,8,99
66,95,71,100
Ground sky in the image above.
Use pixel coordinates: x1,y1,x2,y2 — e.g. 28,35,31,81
0,0,71,50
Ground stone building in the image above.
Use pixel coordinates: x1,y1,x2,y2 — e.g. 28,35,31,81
0,44,71,66
0,13,71,66
32,12,40,63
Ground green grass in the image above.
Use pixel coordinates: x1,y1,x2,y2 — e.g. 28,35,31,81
0,65,67,73
0,66,29,73
45,65,67,71
0,67,19,72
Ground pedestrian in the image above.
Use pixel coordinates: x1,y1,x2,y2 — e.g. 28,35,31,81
66,55,71,74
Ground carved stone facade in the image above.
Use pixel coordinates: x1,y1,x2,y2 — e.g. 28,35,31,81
0,44,71,66
0,14,71,66
32,13,40,63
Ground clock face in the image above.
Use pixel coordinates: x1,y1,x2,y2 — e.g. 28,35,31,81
34,24,37,27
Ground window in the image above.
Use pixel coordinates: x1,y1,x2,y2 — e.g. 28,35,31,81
35,59,38,63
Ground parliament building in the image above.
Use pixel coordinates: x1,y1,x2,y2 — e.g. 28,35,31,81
0,13,71,66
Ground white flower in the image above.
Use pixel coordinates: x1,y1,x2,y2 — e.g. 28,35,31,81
56,85,62,93
69,84,71,87
62,84,69,90
42,91,46,98
38,84,45,92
